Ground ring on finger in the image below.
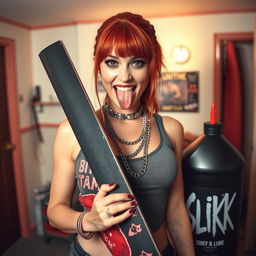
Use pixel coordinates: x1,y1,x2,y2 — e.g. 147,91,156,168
106,208,112,218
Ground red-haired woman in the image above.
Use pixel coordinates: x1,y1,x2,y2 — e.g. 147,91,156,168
47,12,195,256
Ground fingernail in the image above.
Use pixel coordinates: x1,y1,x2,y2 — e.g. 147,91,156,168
109,183,116,187
129,208,136,214
131,201,137,206
128,194,134,199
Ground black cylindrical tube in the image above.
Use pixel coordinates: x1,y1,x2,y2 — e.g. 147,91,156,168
39,40,161,256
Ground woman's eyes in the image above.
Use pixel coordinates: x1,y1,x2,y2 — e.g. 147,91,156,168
130,59,146,68
104,58,146,69
104,59,119,67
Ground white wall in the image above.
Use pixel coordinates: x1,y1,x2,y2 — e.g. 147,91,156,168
0,22,33,128
20,130,42,225
31,25,78,123
77,23,100,106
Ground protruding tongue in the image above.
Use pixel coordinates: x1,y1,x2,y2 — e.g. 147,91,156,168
116,89,133,109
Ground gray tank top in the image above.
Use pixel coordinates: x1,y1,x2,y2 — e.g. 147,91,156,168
75,114,178,232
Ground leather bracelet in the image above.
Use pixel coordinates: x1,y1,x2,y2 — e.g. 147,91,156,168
77,210,95,239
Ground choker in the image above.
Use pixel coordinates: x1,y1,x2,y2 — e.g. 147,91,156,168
103,103,144,120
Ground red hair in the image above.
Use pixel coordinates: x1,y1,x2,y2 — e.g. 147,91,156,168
94,12,164,115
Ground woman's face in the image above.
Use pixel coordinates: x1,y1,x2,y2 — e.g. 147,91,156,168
99,49,149,112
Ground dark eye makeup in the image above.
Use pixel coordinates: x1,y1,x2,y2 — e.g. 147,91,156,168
103,57,147,69
130,59,146,68
104,59,119,67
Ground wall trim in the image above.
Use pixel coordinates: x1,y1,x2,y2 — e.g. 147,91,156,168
20,123,60,133
0,17,31,30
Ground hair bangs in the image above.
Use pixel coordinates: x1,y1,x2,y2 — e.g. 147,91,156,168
97,22,153,62
113,23,153,60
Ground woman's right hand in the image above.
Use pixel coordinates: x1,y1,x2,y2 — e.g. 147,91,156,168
83,184,137,232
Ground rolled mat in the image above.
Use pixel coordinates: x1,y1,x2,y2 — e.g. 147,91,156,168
39,40,161,256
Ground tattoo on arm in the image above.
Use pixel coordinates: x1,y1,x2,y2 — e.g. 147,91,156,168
167,218,190,250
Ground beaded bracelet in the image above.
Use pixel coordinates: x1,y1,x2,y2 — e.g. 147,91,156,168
77,210,95,239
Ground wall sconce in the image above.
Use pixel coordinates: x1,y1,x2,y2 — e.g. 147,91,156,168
171,45,190,64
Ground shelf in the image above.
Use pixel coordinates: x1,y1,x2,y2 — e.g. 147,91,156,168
32,101,60,106
31,101,61,114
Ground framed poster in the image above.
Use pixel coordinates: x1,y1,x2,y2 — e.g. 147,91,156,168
158,71,199,112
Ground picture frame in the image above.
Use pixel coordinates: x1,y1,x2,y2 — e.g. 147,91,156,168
157,71,199,112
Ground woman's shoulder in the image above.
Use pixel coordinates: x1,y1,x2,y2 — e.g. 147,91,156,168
57,119,71,131
56,119,75,139
157,114,184,145
158,115,183,133
55,119,80,160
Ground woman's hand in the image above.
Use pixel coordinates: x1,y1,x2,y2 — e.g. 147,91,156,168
83,184,137,231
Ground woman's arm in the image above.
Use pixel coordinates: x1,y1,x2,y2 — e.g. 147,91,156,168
47,120,81,233
163,116,195,256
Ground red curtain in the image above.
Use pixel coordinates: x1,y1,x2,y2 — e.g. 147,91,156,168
223,41,243,152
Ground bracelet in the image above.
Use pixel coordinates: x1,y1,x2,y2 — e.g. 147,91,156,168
77,210,95,239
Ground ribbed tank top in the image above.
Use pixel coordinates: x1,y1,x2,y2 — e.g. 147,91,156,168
75,114,178,232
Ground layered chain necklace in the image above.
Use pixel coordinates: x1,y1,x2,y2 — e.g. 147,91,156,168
103,103,151,178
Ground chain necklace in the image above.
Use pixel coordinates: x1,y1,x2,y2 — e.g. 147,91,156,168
105,113,147,146
104,113,147,158
103,109,151,179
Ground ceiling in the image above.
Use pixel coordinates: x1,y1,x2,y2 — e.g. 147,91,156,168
0,0,256,28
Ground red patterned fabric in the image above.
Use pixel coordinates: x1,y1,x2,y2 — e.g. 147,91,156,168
223,41,243,152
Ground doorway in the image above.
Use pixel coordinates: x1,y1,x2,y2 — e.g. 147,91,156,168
0,44,20,253
214,32,254,252
0,37,30,253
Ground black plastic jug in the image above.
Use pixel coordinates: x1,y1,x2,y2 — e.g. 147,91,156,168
182,104,245,256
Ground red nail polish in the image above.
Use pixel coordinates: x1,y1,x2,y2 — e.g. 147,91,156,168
129,208,136,214
131,201,137,206
109,183,116,187
128,194,134,199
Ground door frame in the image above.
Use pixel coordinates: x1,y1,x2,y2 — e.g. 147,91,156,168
0,36,30,237
244,22,256,251
213,31,255,251
213,31,253,121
